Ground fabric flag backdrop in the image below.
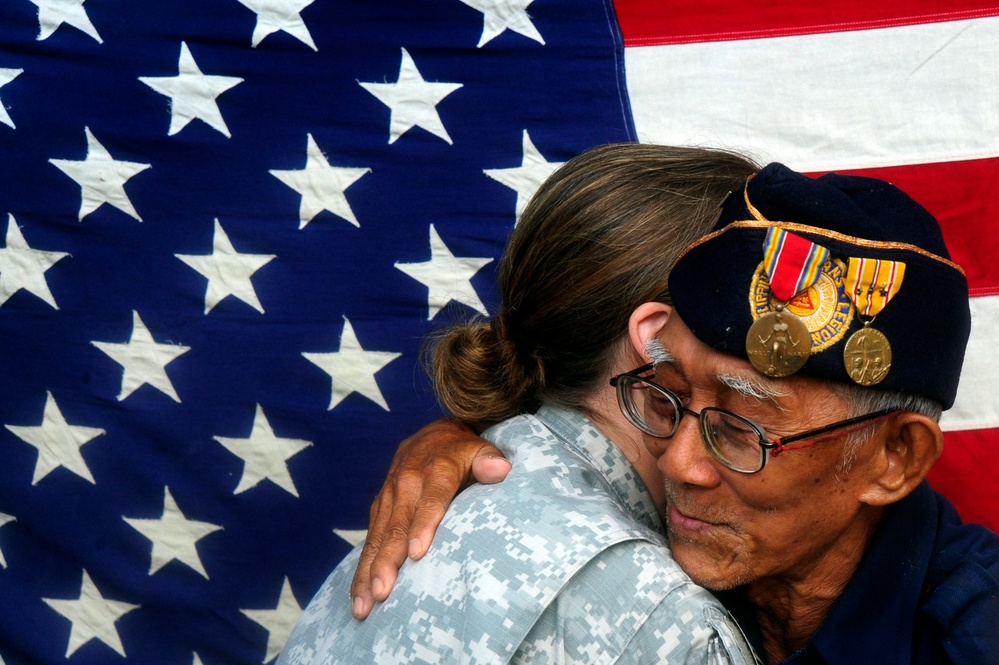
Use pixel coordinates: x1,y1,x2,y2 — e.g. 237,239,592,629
0,1,994,663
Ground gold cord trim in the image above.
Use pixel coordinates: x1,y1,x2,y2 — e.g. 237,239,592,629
683,219,966,275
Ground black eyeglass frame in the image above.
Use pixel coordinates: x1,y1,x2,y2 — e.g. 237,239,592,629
610,364,901,474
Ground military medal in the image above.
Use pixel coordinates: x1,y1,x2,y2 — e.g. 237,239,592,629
842,257,905,386
843,326,892,385
746,304,811,377
746,228,830,377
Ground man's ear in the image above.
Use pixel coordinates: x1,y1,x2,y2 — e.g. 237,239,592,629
628,302,672,362
859,412,943,506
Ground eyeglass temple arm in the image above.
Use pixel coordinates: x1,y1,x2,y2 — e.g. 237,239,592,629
770,409,902,456
609,364,656,387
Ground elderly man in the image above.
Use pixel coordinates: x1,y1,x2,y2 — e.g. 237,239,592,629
350,163,999,664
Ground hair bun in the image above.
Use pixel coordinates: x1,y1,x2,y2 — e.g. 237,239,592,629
427,318,540,429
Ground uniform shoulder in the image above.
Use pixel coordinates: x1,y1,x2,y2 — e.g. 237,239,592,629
526,540,756,664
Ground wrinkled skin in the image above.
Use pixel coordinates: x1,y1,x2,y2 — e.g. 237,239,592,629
349,419,511,619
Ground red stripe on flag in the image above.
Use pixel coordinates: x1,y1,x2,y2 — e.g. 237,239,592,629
930,429,999,531
813,159,999,297
613,0,999,45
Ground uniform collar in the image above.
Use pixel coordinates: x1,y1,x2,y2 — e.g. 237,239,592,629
534,404,665,535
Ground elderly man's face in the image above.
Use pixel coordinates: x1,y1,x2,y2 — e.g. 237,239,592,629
647,314,885,591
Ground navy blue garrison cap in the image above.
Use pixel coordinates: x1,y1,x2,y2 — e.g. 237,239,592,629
669,162,970,408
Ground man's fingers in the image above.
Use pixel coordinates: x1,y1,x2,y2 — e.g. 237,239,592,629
350,470,419,615
350,493,393,619
471,446,512,484
348,419,509,617
400,450,469,559
406,492,451,561
349,560,373,620
366,469,426,601
368,524,407,601
406,444,510,558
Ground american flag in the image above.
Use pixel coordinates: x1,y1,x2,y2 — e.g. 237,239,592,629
0,1,995,663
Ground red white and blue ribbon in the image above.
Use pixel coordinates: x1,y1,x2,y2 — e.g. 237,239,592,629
761,227,831,302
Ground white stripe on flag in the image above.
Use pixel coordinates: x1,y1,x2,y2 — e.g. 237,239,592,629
625,16,999,172
943,294,999,432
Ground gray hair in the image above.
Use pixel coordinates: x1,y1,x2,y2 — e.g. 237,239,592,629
833,382,943,472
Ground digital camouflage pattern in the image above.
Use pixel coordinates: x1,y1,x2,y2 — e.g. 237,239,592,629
279,405,756,664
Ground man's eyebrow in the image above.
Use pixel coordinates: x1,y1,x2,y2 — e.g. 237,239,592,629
651,344,786,403
646,340,674,366
719,372,789,402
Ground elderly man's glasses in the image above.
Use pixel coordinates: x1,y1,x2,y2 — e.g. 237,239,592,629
610,364,899,474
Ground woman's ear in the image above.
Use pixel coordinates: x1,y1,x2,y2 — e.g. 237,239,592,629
859,412,944,506
628,302,672,362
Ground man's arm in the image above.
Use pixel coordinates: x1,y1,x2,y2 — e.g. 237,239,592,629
350,418,512,619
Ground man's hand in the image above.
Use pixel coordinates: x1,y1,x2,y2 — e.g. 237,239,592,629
350,418,511,619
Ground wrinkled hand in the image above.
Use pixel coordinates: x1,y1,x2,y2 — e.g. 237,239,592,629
350,418,511,619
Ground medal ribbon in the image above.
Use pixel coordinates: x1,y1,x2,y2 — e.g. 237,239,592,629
844,257,906,317
762,227,830,302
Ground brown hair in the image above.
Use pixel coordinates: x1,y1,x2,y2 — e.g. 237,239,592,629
429,143,760,429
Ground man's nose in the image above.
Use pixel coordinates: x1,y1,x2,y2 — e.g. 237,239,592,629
657,410,722,488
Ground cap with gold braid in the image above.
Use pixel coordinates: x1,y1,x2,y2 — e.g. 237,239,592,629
668,163,971,408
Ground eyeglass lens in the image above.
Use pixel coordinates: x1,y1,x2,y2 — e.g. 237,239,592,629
618,375,765,473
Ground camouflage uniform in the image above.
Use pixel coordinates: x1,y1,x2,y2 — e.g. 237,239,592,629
280,405,756,664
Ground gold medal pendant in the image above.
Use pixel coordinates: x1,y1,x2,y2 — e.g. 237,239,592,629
747,227,832,378
841,257,905,386
843,324,892,386
746,307,811,377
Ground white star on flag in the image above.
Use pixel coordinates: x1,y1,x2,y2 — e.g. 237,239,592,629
0,513,15,569
333,529,367,547
42,570,140,658
123,487,224,578
213,404,312,497
5,391,105,486
395,224,493,320
302,317,402,411
269,133,371,229
0,68,23,129
359,48,463,144
49,127,151,222
237,0,319,51
460,0,545,47
240,577,303,665
0,213,69,309
28,0,102,43
139,42,244,138
176,219,276,314
484,129,564,220
91,310,191,402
